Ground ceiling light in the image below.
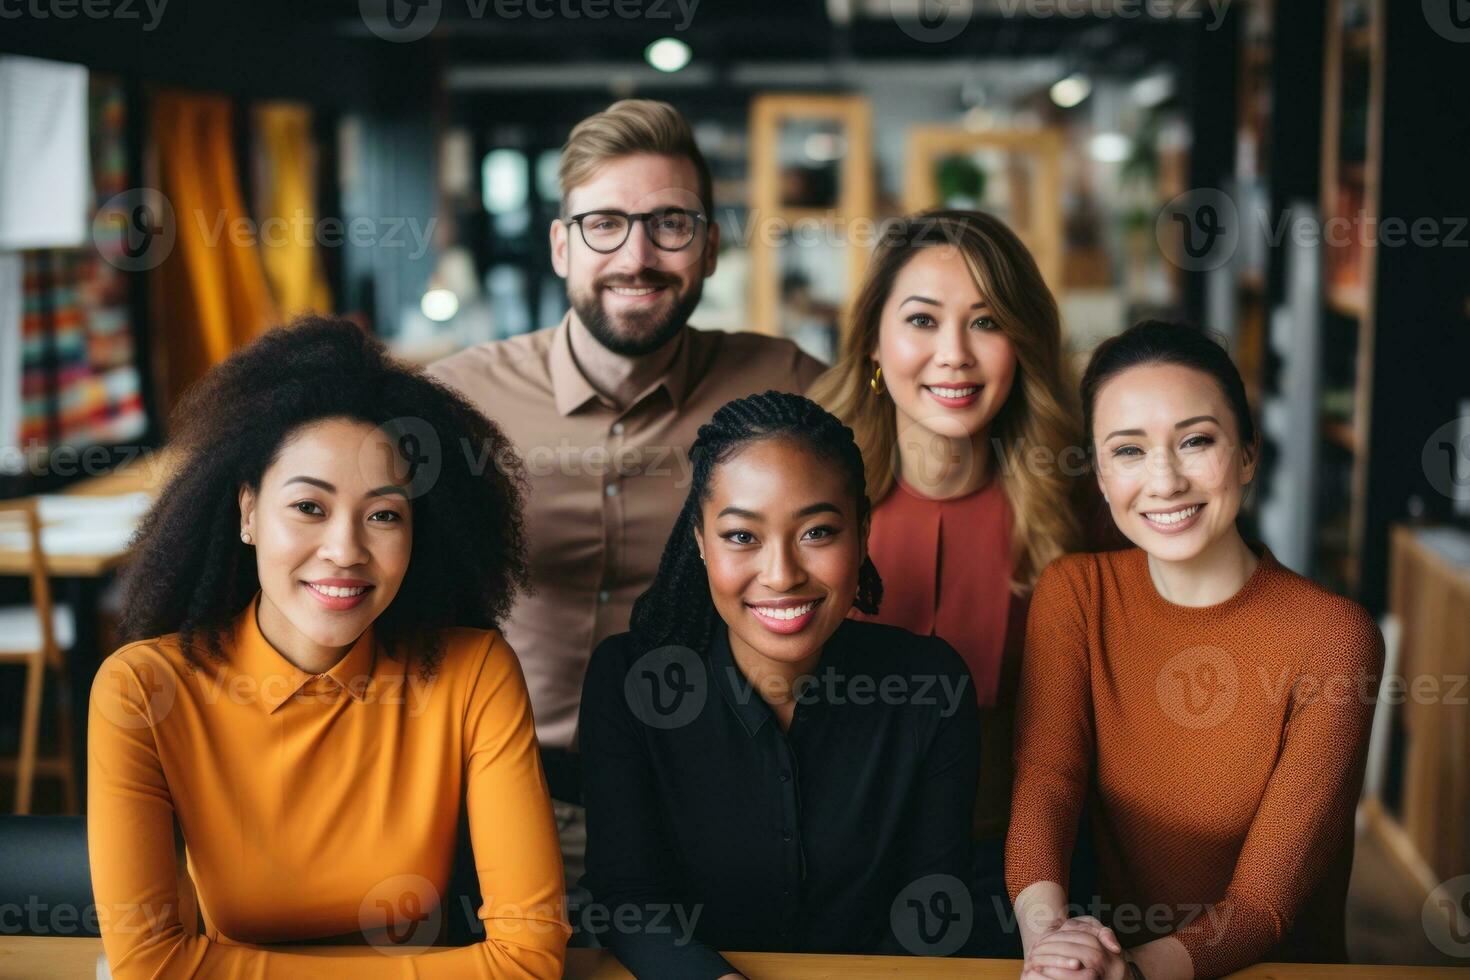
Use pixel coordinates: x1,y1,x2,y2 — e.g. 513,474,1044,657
1049,73,1092,109
645,38,691,73
1089,132,1132,163
421,288,460,323
1131,72,1174,108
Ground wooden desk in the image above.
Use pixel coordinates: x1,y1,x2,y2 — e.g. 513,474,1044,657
1366,526,1470,923
1,939,1465,980
0,452,173,578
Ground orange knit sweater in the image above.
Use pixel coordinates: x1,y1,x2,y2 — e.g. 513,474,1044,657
1006,547,1383,978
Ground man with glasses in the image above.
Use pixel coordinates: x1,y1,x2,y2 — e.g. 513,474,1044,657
429,99,823,904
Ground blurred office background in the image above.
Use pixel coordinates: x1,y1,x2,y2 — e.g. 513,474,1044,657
1,0,1467,966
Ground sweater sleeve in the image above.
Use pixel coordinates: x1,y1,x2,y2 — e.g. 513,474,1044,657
1005,559,1096,902
1172,609,1384,978
453,632,572,975
88,641,568,979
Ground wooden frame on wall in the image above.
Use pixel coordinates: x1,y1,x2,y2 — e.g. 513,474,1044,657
747,94,875,338
902,126,1065,297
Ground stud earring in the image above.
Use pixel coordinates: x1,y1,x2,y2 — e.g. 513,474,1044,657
241,530,253,545
869,364,885,396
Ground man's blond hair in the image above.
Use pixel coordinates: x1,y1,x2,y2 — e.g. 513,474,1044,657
558,99,713,214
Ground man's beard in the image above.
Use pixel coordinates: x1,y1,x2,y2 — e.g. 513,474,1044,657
570,272,704,358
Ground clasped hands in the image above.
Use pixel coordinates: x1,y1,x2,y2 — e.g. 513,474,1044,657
1021,915,1129,980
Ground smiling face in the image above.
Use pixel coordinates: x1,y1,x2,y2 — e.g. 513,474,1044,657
873,245,1018,442
238,417,413,667
550,152,718,357
693,437,863,671
1091,363,1257,563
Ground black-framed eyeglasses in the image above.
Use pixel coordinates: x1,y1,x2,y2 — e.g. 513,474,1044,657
565,208,707,253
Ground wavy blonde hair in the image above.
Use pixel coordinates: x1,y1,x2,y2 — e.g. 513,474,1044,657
809,208,1084,591
558,99,712,214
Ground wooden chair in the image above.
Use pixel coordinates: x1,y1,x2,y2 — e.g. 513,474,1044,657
0,500,77,814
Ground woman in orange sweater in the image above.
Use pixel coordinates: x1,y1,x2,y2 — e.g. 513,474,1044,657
89,318,569,978
810,210,1093,954
1007,321,1383,980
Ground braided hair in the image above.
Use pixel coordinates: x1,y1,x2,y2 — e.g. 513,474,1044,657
629,391,883,654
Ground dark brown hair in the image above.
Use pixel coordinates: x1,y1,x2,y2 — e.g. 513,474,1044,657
1080,319,1258,456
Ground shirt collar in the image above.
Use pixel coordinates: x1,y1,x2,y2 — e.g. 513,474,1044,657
709,620,861,738
708,624,773,738
231,593,378,714
547,311,695,417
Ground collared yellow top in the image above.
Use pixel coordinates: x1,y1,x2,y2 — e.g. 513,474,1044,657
87,593,569,978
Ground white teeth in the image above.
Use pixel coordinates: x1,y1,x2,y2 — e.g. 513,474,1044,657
927,385,979,399
750,601,816,621
1143,505,1201,526
309,584,368,598
609,286,658,296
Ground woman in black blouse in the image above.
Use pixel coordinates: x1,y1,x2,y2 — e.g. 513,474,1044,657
579,392,981,979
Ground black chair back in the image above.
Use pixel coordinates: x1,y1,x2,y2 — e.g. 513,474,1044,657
0,815,99,937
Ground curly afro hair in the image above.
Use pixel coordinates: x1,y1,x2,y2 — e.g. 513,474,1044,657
116,316,529,676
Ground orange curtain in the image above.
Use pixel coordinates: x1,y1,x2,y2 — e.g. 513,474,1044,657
254,103,332,319
152,91,278,411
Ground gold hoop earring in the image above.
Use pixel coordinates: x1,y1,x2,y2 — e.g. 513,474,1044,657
869,365,885,396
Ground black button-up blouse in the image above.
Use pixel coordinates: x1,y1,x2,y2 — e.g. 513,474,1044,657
579,618,981,978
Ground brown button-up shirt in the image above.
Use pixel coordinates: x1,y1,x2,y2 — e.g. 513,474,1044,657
428,315,825,749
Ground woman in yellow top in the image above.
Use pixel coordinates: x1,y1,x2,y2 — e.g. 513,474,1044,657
88,317,569,978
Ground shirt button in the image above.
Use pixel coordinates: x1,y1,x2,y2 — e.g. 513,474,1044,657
779,770,791,782
611,422,624,435
598,590,610,604
605,483,619,497
782,830,793,842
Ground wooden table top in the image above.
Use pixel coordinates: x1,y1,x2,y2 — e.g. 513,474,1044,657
0,451,174,578
1,938,1465,980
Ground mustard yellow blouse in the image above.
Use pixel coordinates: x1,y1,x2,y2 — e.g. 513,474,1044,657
87,593,569,978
